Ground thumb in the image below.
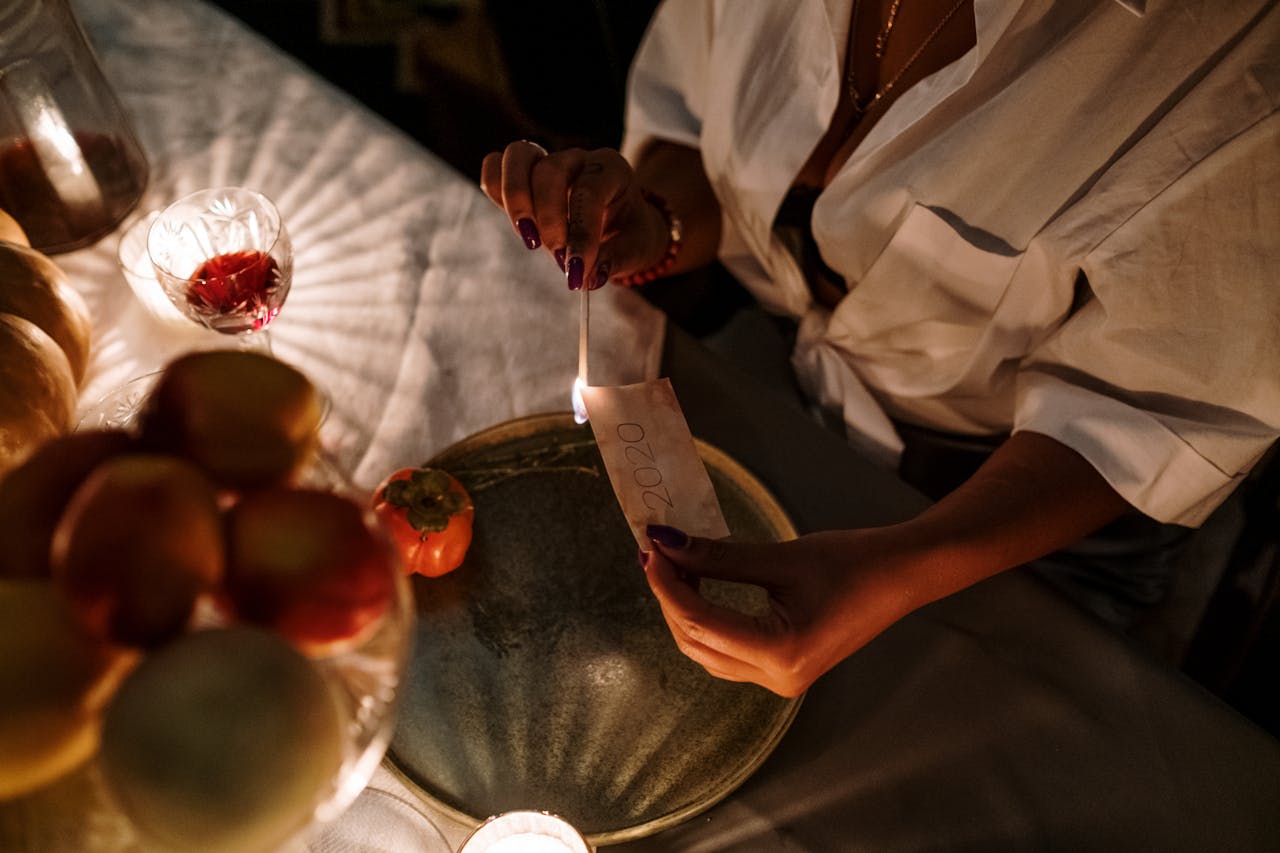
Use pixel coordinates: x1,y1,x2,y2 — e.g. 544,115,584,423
644,524,791,589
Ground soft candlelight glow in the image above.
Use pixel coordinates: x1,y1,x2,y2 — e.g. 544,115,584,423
459,811,591,853
572,376,588,424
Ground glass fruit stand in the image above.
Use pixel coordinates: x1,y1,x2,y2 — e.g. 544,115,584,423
0,354,416,853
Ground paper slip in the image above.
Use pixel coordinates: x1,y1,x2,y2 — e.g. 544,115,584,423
581,379,730,548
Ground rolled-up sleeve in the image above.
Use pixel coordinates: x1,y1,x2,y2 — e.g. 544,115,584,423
1016,112,1280,526
620,0,713,165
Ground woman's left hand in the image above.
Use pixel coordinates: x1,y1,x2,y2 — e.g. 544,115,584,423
639,524,922,697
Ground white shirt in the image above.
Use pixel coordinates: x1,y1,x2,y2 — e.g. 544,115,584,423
621,0,1280,526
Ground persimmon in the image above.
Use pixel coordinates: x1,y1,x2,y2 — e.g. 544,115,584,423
371,467,473,578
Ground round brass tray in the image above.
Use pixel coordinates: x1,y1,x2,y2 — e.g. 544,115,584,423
385,413,801,845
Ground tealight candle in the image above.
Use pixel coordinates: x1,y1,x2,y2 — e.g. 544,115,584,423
459,811,592,853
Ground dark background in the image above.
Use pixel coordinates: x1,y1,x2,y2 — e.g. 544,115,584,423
205,0,659,176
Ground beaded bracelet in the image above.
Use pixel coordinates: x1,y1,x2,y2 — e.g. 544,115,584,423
613,189,683,287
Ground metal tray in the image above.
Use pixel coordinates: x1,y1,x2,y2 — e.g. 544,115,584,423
386,413,801,845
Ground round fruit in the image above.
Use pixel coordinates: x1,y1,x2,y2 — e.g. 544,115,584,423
51,454,224,648
0,207,29,247
138,350,324,490
0,580,134,801
372,466,474,578
0,429,133,579
100,627,344,853
226,488,396,656
0,240,92,383
0,313,77,477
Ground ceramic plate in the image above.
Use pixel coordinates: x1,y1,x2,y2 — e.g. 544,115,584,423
386,413,801,844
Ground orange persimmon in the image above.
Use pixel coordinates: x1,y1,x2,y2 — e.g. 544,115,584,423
371,467,473,578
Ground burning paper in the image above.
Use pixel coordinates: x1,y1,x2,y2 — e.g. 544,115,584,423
581,379,729,547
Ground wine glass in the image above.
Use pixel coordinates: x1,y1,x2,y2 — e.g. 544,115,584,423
147,186,292,339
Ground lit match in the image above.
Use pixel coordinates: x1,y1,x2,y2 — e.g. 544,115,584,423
572,287,589,424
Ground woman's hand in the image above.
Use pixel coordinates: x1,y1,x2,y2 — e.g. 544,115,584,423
481,141,672,290
636,433,1134,697
639,524,922,697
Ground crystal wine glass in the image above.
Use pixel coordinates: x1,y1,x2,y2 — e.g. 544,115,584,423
147,186,292,337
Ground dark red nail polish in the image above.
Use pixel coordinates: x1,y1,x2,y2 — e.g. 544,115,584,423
516,218,541,250
567,256,584,291
590,262,610,290
646,524,689,549
554,247,566,271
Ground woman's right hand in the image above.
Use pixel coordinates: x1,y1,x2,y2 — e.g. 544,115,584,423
480,141,672,291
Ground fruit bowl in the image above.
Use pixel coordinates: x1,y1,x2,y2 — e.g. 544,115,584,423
1,357,414,852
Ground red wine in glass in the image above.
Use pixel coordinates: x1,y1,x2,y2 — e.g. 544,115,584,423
148,187,292,336
185,251,285,333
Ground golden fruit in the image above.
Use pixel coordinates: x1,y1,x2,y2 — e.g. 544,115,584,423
0,208,29,247
0,313,77,477
139,350,324,490
0,429,133,579
0,580,134,801
0,240,92,384
51,454,224,648
100,627,345,853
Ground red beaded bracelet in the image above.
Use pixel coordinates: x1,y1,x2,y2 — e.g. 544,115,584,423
613,190,683,287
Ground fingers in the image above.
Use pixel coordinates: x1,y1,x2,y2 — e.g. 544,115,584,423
480,151,502,207
527,150,583,272
482,142,652,290
563,149,633,290
642,547,776,683
645,524,791,589
641,544,781,663
500,140,553,250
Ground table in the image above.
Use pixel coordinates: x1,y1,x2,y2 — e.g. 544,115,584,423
18,0,1280,849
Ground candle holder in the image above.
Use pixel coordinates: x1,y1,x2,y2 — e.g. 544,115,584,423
459,811,593,853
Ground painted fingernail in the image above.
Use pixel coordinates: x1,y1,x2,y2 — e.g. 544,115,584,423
554,247,566,272
566,255,584,291
646,524,689,549
590,262,610,290
516,218,541,250
637,548,650,569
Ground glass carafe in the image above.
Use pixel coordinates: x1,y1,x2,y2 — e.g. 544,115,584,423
0,0,147,253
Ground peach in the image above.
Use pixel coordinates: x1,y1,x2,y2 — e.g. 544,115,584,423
0,429,133,579
138,350,324,490
0,580,134,800
225,487,395,656
100,626,343,852
51,454,224,648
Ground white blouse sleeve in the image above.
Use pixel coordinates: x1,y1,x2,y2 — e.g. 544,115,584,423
619,0,714,165
1015,112,1280,526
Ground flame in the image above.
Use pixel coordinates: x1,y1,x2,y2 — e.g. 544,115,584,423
571,376,588,424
